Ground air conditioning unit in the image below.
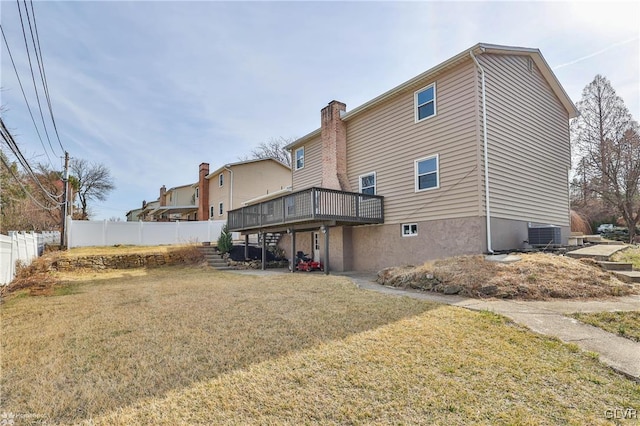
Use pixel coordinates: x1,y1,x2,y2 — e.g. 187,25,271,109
528,225,562,246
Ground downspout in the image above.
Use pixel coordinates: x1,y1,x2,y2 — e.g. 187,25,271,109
470,48,494,254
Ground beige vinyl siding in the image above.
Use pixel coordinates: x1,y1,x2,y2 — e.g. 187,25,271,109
211,161,291,220
292,135,323,190
346,60,481,224
171,185,195,206
233,161,291,211
480,54,570,226
209,171,230,220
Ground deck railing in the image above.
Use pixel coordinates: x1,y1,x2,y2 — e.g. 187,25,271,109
228,187,384,231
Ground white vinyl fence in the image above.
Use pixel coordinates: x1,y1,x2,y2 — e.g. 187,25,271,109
0,231,58,285
67,218,236,248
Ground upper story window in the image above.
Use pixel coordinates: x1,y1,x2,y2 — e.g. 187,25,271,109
218,202,224,216
359,172,376,195
219,173,224,187
415,83,436,122
415,154,439,191
195,187,199,199
295,147,305,170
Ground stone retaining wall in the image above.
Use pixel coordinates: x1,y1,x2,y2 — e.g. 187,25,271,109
53,253,200,271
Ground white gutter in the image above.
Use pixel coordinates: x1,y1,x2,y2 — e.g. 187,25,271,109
470,48,494,254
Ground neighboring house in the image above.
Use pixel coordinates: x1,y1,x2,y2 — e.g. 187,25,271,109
153,183,198,221
127,159,290,223
134,199,160,222
127,184,197,222
125,204,144,222
228,43,578,272
199,159,291,221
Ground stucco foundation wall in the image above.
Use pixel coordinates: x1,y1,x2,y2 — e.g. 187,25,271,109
491,217,569,251
349,217,485,272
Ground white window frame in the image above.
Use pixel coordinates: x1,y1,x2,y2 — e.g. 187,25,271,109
414,154,440,192
209,206,214,218
358,172,376,195
218,202,224,216
219,173,224,187
414,83,437,123
402,223,418,237
195,187,199,199
295,147,305,170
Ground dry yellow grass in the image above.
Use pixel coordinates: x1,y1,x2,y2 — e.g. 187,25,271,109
1,266,638,425
378,253,636,300
58,244,199,258
571,311,640,342
612,245,640,270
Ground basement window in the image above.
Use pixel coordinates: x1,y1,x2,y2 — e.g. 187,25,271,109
402,223,418,237
415,83,436,122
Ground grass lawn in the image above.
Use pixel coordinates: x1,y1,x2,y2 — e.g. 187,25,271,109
571,311,640,342
1,267,639,425
612,245,640,270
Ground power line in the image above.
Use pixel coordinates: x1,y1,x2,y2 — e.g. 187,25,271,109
0,24,53,167
14,0,58,159
1,116,62,203
0,151,62,211
25,0,66,153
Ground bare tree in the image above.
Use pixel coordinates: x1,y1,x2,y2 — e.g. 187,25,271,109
243,136,295,167
70,158,115,220
572,75,640,242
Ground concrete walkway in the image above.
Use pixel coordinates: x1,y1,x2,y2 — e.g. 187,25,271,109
566,244,628,261
339,272,640,382
229,268,640,381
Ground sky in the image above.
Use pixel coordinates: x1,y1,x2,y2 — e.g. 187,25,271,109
1,1,638,221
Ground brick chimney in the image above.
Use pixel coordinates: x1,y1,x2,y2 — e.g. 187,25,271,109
198,162,210,220
159,185,167,206
321,100,350,191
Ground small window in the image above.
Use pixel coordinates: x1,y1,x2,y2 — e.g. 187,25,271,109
415,83,436,122
219,173,224,187
209,206,214,218
415,155,439,191
402,223,418,237
295,147,305,170
218,202,224,216
359,172,376,195
195,187,199,199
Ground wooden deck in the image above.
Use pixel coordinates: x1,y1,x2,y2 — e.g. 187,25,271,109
227,187,384,233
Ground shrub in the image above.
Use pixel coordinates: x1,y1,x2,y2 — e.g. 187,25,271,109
217,225,233,254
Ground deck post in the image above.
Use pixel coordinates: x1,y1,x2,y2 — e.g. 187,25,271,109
290,229,296,273
261,232,266,270
322,225,329,275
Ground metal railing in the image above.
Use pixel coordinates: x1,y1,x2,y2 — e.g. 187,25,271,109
228,187,384,231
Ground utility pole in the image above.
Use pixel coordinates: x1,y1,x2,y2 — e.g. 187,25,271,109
60,151,69,249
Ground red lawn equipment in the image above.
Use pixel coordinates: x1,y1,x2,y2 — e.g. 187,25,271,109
295,251,323,272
